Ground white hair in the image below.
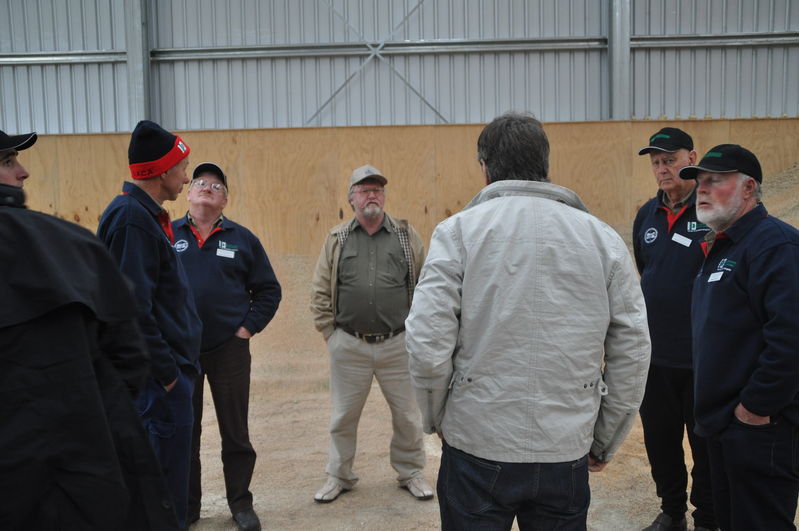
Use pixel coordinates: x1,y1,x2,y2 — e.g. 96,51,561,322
739,172,762,201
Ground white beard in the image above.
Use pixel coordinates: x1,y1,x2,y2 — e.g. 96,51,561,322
361,204,383,219
697,190,744,232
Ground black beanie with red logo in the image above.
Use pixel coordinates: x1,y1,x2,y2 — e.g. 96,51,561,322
128,120,190,180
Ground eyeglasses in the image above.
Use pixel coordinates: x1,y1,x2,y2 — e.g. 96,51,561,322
352,187,385,195
191,179,226,193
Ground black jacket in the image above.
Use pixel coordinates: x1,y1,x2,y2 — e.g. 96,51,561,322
0,185,178,530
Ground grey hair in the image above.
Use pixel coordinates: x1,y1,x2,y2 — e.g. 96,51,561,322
739,172,762,201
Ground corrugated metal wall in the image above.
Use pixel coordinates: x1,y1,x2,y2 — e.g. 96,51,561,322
1,0,797,134
0,0,129,133
631,0,799,119
150,0,607,128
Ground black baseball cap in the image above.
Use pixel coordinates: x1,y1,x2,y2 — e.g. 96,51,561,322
679,144,763,183
192,162,228,189
0,130,37,152
638,127,693,155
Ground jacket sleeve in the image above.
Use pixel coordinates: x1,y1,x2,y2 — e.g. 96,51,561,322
104,224,179,387
408,224,427,286
591,240,651,462
310,236,336,340
240,232,282,335
405,221,461,434
97,317,150,397
632,205,645,275
739,242,799,417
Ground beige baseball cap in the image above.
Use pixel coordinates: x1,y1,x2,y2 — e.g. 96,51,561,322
348,164,387,190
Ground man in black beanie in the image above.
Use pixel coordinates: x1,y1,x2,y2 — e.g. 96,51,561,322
98,120,202,530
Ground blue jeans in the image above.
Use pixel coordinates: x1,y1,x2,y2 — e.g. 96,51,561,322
438,441,590,531
707,418,799,530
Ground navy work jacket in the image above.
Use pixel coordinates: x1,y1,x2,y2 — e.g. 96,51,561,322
691,204,799,437
633,189,708,368
172,215,281,352
97,182,202,386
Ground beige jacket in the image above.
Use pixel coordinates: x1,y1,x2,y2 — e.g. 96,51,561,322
406,180,651,463
310,213,425,340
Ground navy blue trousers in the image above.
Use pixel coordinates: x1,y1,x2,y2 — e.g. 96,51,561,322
707,418,799,530
135,369,195,529
639,365,716,527
437,441,590,531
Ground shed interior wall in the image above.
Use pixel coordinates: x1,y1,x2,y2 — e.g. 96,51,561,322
22,118,799,255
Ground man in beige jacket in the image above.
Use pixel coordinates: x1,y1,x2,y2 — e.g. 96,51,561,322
310,164,433,503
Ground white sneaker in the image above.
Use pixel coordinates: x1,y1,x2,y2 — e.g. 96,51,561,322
314,479,349,503
402,477,434,500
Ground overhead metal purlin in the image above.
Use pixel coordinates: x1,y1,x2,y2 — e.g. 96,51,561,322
0,51,126,65
609,0,631,120
632,31,799,49
148,37,608,62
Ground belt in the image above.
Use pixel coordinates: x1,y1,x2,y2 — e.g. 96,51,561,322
337,324,405,344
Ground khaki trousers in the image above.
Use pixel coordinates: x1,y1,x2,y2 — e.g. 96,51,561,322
325,329,425,488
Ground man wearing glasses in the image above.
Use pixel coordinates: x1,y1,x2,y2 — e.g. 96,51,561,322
173,163,282,531
310,164,433,503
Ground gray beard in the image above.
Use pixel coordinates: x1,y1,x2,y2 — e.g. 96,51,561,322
361,205,383,219
696,194,744,232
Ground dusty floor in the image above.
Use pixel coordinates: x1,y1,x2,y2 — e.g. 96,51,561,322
190,165,799,530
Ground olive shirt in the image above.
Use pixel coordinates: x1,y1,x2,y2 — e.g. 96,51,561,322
335,215,410,334
310,213,425,341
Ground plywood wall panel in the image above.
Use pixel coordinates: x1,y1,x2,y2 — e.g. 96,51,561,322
19,118,799,256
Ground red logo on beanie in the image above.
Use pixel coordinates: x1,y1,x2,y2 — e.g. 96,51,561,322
129,136,191,180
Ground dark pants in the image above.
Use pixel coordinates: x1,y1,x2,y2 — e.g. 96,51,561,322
639,365,716,528
189,337,256,517
437,441,590,531
707,418,799,530
135,369,195,530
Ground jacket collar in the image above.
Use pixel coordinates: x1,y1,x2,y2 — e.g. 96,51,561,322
123,181,164,217
657,187,697,209
465,180,589,213
721,203,768,243
180,211,226,230
0,183,26,208
334,212,401,235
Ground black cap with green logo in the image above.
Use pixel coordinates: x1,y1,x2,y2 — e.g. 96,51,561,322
638,127,693,155
679,144,762,183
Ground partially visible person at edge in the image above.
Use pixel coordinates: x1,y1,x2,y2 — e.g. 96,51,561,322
679,145,799,531
405,112,651,531
633,127,717,531
173,162,282,531
0,129,179,530
97,120,203,529
310,164,434,504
